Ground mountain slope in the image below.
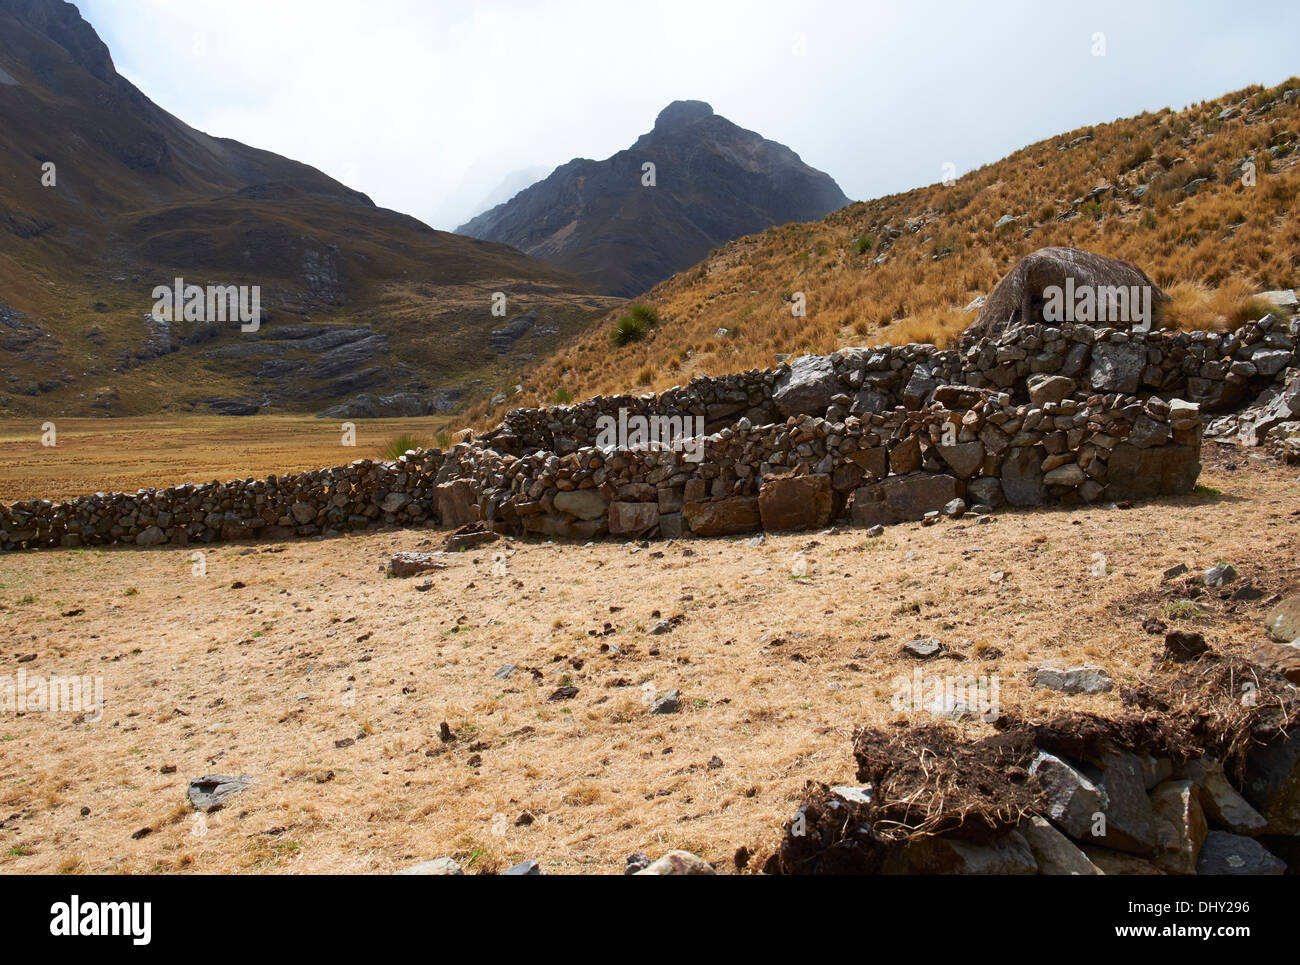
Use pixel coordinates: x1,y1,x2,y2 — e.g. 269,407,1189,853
458,100,850,297
0,0,616,417
480,79,1300,425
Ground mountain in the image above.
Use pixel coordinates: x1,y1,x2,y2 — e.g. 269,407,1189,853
457,100,850,297
464,79,1300,426
0,0,616,417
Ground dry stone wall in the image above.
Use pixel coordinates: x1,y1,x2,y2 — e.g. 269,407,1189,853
9,314,1294,551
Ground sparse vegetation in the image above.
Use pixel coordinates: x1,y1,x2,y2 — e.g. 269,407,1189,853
381,434,426,461
610,303,661,346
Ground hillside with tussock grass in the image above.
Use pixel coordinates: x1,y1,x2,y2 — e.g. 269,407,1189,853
467,79,1300,426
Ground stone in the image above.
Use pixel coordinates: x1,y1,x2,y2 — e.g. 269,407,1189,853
1105,443,1201,500
966,476,1004,507
1081,750,1161,856
651,689,680,714
850,474,959,526
845,446,888,480
436,478,481,527
1028,374,1076,406
758,474,833,531
658,512,685,540
1019,815,1103,875
683,496,761,536
624,853,652,874
381,492,410,513
1029,751,1107,840
1089,341,1147,395
902,637,943,659
1176,758,1268,835
553,488,608,521
1150,779,1207,875
134,525,166,546
290,502,317,524
886,830,1037,874
187,774,252,813
773,355,839,417
1162,630,1208,662
943,498,966,518
395,856,463,875
634,850,715,875
1195,831,1286,875
1000,447,1047,506
1031,666,1113,694
1265,596,1300,642
503,859,541,875
387,552,448,578
1043,462,1085,487
935,441,984,479
1201,563,1236,586
888,436,922,474
1243,732,1300,834
608,501,659,535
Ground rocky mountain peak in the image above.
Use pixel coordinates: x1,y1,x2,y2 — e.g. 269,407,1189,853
653,99,714,133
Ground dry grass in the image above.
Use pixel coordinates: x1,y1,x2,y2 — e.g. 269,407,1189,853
0,416,461,502
472,79,1300,427
0,446,1295,874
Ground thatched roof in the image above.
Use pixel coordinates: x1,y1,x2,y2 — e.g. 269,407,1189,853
968,246,1168,342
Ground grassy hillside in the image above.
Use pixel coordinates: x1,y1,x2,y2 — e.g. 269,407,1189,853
477,79,1300,426
0,0,616,417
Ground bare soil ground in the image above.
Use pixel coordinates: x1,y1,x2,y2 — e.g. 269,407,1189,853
0,443,1296,874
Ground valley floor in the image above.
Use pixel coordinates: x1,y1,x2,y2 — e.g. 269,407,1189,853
0,417,454,502
0,446,1295,873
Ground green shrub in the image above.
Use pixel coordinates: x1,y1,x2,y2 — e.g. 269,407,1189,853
855,235,875,255
611,303,659,346
381,433,426,461
552,387,574,405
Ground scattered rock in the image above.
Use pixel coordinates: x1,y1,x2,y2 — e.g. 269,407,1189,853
395,857,464,875
1031,666,1113,694
187,774,252,813
634,850,716,875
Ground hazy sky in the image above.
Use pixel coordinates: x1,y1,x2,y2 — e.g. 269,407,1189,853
79,0,1300,231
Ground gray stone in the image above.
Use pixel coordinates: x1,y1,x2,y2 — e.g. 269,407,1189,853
851,474,959,526
966,476,1004,507
553,488,608,521
1080,750,1161,856
1089,341,1147,394
1176,758,1268,834
1030,750,1108,840
887,830,1037,874
608,501,659,535
503,859,542,875
1105,443,1201,500
135,525,166,546
1031,666,1113,694
1019,815,1103,874
1000,447,1047,506
1028,374,1076,406
1201,563,1236,586
290,502,317,524
902,637,943,659
1243,733,1300,835
1150,779,1207,874
1265,596,1300,643
773,355,839,417
935,442,984,478
1195,831,1286,875
651,689,681,714
187,774,252,813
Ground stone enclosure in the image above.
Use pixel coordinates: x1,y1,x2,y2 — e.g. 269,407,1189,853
2,313,1297,551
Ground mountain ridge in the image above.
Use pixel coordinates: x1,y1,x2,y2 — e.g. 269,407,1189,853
457,99,850,296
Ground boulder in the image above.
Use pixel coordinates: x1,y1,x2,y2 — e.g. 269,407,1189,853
1000,447,1047,506
608,501,660,535
553,488,608,521
758,474,833,531
1175,758,1268,835
1028,374,1076,406
850,474,959,527
1088,342,1147,395
187,774,252,813
1080,750,1161,856
1029,750,1107,840
395,857,463,875
436,479,481,527
773,355,839,417
683,496,761,536
935,441,984,479
1105,443,1201,500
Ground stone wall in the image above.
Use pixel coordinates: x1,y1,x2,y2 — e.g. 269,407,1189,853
16,313,1293,551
